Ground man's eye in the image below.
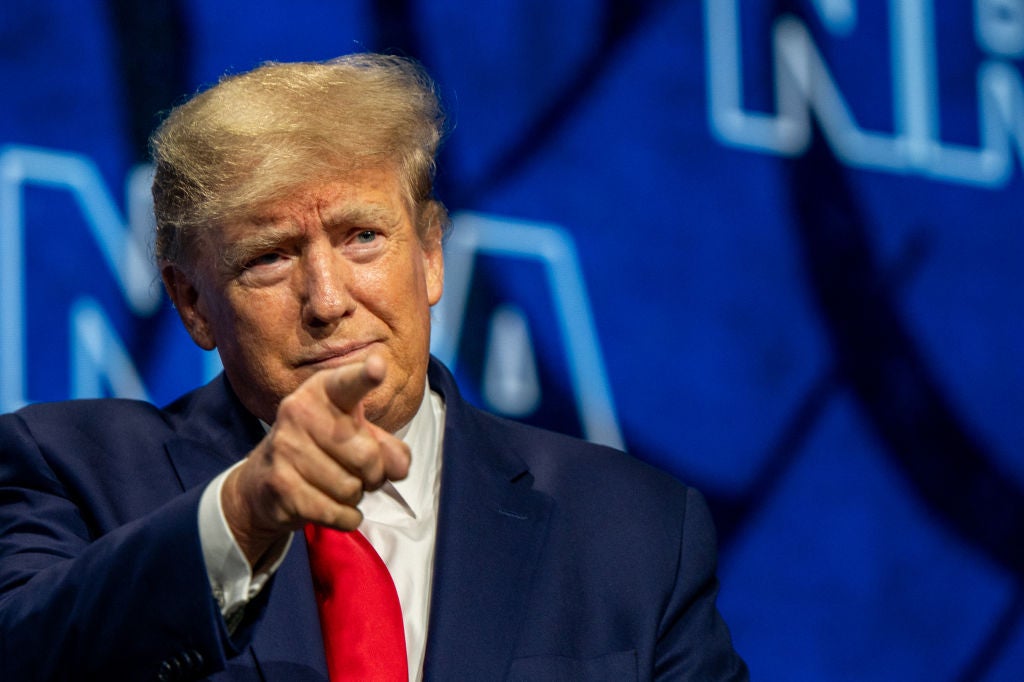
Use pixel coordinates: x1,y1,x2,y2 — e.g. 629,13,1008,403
245,252,281,268
355,230,378,244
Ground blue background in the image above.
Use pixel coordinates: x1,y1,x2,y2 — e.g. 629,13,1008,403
2,1,1022,679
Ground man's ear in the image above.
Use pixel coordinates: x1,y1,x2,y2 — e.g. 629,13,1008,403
161,264,216,350
421,206,445,307
425,233,444,307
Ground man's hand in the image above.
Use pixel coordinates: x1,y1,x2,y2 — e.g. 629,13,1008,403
221,355,411,567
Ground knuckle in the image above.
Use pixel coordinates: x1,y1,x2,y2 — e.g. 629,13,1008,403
342,435,379,470
263,465,299,501
271,504,298,528
276,393,313,424
276,394,300,420
337,476,364,503
396,440,412,463
327,417,357,443
331,507,363,531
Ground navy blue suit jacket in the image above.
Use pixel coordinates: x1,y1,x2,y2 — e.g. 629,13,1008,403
0,359,747,680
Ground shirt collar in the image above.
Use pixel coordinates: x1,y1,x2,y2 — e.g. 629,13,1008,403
362,381,444,522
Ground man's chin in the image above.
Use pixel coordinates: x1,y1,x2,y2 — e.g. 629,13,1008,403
364,380,423,434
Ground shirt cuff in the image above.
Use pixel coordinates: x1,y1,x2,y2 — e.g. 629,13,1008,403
198,462,293,625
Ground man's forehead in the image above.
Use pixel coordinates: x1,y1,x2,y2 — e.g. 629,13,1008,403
233,174,407,233
237,203,397,235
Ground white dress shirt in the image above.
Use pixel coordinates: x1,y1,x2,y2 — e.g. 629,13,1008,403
198,383,445,681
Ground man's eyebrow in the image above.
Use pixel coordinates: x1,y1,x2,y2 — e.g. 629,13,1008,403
219,226,298,272
320,202,399,228
217,202,401,272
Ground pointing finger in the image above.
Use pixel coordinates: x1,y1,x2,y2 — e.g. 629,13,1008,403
322,355,387,413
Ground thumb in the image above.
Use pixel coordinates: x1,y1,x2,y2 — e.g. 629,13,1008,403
367,421,412,483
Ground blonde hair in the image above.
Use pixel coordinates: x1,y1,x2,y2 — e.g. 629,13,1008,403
150,53,448,267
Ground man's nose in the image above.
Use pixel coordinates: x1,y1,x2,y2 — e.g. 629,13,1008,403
300,249,353,329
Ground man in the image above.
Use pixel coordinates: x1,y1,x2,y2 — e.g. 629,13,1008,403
0,54,747,680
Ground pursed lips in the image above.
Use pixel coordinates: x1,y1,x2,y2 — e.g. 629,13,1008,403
295,340,380,368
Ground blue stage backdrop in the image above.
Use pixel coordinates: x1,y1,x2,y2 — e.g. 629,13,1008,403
2,1,1022,679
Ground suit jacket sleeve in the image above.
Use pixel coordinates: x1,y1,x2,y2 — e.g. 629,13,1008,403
655,487,748,680
0,410,254,680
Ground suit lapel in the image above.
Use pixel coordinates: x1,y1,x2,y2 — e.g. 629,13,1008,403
422,361,553,680
246,532,327,681
162,374,266,490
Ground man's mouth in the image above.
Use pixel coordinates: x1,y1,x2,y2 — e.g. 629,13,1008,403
295,340,379,368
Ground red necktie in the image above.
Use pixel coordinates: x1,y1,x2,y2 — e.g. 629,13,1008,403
304,524,408,681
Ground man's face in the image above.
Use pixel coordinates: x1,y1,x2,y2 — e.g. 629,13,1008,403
164,165,444,432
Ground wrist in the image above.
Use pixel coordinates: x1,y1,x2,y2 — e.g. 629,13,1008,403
222,465,287,568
